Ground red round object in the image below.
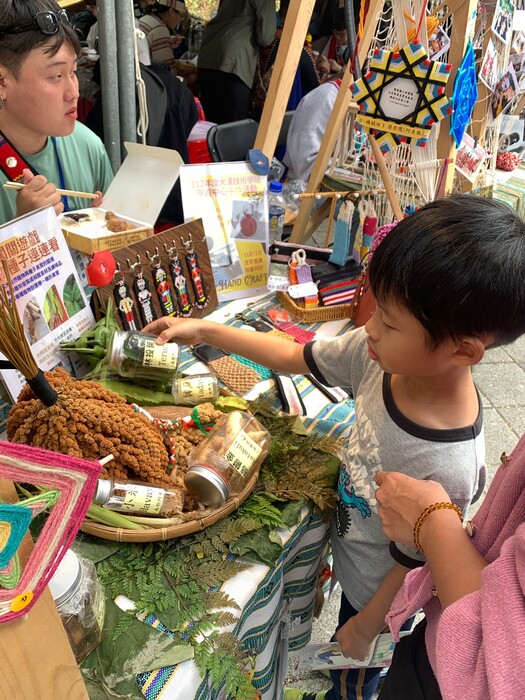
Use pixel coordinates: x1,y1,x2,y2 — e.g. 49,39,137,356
86,250,117,287
240,213,257,237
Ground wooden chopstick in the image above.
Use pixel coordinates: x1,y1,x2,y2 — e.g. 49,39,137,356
3,181,98,199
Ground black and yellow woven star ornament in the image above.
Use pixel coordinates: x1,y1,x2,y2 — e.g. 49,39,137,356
351,41,452,154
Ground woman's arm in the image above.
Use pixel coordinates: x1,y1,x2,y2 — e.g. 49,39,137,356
143,317,310,375
375,472,487,608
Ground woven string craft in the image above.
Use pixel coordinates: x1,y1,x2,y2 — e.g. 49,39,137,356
208,355,261,395
0,442,100,623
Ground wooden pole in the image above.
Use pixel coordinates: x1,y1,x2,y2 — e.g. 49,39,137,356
368,135,403,220
253,0,316,160
290,0,384,243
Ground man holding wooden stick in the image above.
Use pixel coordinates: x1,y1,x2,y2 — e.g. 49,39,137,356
0,0,114,223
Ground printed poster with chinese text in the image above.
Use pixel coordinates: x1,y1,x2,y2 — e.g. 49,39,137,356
179,162,269,301
0,205,95,403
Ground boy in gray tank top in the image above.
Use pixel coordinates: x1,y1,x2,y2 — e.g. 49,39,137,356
143,196,525,700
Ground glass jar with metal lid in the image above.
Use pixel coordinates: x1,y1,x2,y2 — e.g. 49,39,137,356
48,549,105,663
172,372,219,406
107,330,180,382
185,411,270,507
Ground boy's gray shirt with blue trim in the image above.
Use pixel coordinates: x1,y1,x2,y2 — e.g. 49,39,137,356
304,326,486,610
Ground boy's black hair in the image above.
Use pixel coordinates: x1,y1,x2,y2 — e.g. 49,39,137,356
0,0,80,77
368,195,525,348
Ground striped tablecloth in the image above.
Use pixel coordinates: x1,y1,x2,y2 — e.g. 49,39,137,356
137,508,329,700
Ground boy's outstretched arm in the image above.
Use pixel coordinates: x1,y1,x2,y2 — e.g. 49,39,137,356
335,563,409,660
143,317,310,376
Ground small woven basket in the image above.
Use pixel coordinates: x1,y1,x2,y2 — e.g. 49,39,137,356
81,471,259,543
276,291,352,323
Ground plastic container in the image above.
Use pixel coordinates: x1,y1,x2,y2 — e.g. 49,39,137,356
93,478,182,515
172,373,219,406
48,549,105,663
107,330,180,382
185,411,270,507
268,181,285,242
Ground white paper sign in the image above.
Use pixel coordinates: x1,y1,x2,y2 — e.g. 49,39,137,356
180,162,269,302
0,206,95,401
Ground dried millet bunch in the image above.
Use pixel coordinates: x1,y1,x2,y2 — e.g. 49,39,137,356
162,402,226,469
7,368,176,489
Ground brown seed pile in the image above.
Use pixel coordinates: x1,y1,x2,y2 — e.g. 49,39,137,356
7,368,176,490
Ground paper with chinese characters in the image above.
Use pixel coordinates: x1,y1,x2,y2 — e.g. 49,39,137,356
0,205,94,401
179,162,269,301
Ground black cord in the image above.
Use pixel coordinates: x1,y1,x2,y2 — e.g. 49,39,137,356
344,0,361,80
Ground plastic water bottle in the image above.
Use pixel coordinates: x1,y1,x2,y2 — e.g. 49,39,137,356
268,181,285,242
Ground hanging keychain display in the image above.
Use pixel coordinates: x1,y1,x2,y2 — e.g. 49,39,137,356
113,265,140,331
164,241,193,317
128,255,157,326
147,247,177,316
182,233,208,310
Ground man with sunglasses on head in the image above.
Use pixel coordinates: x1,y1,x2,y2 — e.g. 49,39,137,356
0,0,113,224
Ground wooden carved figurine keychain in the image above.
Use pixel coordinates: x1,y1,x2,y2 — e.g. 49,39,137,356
181,233,208,309
127,255,157,326
112,264,140,330
164,241,193,317
147,247,177,316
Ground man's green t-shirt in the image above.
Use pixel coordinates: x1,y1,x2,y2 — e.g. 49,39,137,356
0,121,114,224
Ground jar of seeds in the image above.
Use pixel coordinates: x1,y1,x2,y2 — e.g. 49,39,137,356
107,330,180,382
185,411,270,507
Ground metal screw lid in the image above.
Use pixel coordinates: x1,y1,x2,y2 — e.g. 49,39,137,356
107,331,126,370
184,465,229,508
48,549,82,608
93,479,112,505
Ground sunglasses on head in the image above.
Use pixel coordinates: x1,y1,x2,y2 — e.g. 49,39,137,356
0,10,74,36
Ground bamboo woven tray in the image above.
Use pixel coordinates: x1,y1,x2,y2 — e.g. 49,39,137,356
276,291,352,323
81,471,259,543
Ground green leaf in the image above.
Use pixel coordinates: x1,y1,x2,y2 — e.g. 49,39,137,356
214,396,249,412
230,527,283,566
139,643,194,671
82,599,191,698
268,529,283,545
291,416,309,435
74,535,124,564
280,498,306,527
81,671,134,700
95,380,175,406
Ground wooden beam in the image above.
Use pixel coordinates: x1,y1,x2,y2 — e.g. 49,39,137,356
254,0,316,160
302,199,332,242
368,134,403,220
290,0,384,243
435,0,479,197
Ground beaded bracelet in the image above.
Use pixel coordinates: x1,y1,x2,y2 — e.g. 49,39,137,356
413,502,463,554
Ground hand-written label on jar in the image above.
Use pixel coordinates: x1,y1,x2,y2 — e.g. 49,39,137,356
121,485,164,514
143,339,179,370
179,376,216,402
224,430,262,476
